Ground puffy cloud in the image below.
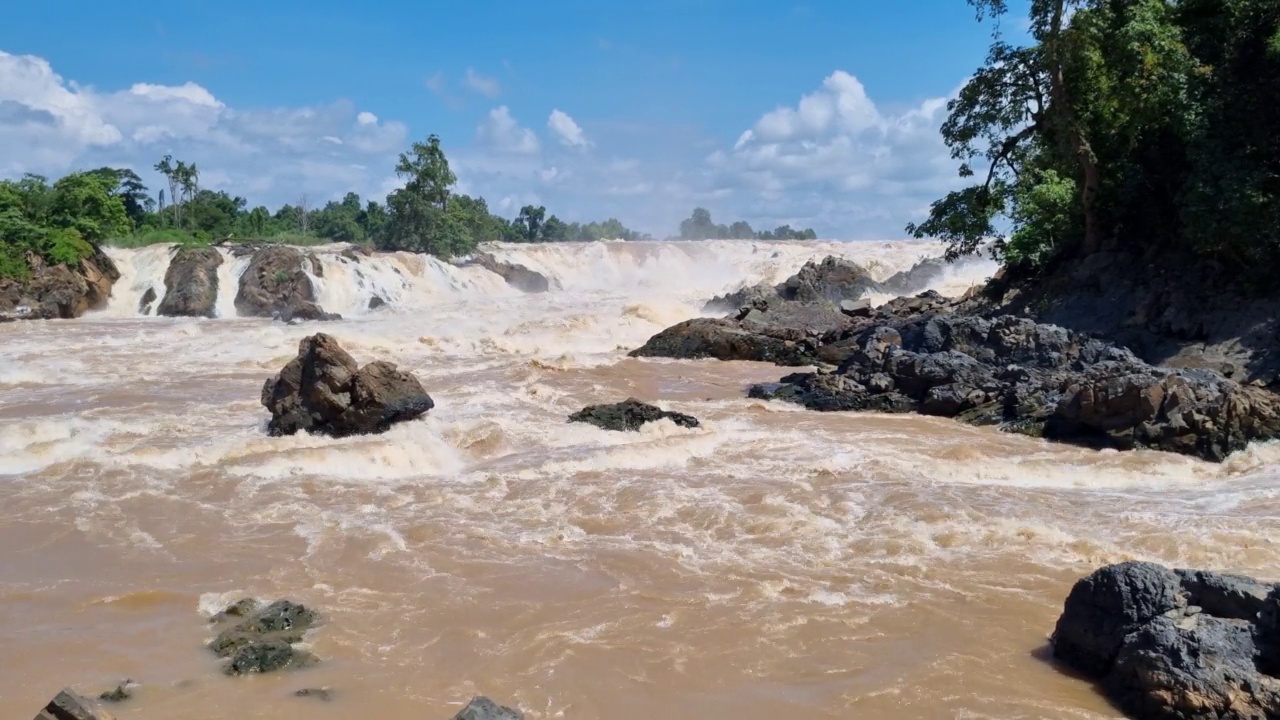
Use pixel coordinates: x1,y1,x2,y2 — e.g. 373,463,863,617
463,68,501,98
475,105,540,155
547,109,591,150
0,49,407,205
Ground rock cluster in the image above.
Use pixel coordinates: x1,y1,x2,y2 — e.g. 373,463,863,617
1052,561,1280,719
261,333,435,437
569,398,700,431
207,598,320,676
0,245,120,320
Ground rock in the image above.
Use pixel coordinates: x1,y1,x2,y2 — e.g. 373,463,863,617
1051,562,1280,720
452,696,524,720
470,252,553,293
879,256,947,295
295,687,334,702
236,245,336,319
97,680,137,703
840,298,873,318
629,318,819,366
208,598,320,676
703,282,777,315
748,313,1280,461
1,246,121,320
137,287,157,315
779,255,880,303
261,333,434,437
34,688,116,720
157,246,223,318
367,295,386,311
569,398,700,431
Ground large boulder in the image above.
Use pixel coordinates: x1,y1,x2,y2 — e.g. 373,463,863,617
569,398,700,431
470,252,553,293
235,245,337,320
208,598,320,675
628,317,820,366
157,246,223,318
34,688,116,720
748,313,1280,461
0,246,121,320
1051,562,1280,719
778,255,879,303
261,333,434,437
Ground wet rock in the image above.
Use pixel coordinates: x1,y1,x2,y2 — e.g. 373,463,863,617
261,333,434,437
879,256,947,295
569,398,700,431
137,287,157,315
34,688,116,720
748,313,1280,461
452,696,524,720
295,687,334,702
703,282,776,315
628,317,819,366
208,599,320,676
157,246,223,318
236,245,336,319
1051,562,1280,720
272,301,341,323
367,295,386,311
97,680,137,703
840,298,873,318
470,252,553,293
778,255,879,303
0,246,121,320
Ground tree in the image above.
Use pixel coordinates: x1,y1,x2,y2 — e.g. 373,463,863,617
154,155,182,228
87,167,150,227
47,172,131,243
395,134,456,211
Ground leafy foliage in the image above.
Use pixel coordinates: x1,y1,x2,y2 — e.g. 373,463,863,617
677,207,818,240
913,0,1280,287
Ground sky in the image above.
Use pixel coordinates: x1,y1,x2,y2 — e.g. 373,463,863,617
0,0,1027,239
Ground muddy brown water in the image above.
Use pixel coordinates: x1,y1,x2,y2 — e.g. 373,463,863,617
2,240,1277,719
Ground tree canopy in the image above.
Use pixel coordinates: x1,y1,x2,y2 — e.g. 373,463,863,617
677,207,818,241
909,0,1280,286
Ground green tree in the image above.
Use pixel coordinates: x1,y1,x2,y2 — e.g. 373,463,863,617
48,172,131,243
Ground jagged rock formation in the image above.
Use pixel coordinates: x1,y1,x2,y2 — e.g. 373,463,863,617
569,398,700,431
0,245,120,320
261,333,434,437
207,598,320,676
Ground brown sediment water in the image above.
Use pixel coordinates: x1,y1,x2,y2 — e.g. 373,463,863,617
2,239,1277,719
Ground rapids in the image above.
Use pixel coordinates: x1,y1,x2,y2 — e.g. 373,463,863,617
1,239,1278,719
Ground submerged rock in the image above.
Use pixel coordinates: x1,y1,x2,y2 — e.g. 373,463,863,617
137,287,157,315
157,246,223,318
35,688,116,720
294,687,334,702
261,333,434,437
452,696,525,720
569,398,700,432
470,252,553,293
208,599,320,676
1051,562,1280,719
97,680,138,703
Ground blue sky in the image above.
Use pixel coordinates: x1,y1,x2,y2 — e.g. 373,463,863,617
0,1,1025,238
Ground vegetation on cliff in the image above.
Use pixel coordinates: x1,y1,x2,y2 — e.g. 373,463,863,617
909,0,1280,287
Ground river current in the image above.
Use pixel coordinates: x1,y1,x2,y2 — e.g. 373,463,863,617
2,239,1278,719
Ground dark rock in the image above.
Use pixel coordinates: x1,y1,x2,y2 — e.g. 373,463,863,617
452,696,524,720
209,598,320,676
236,245,336,319
879,256,947,295
137,287,157,315
1051,562,1280,720
261,333,434,437
629,318,819,366
35,688,116,720
368,295,386,311
470,252,553,293
569,398,700,431
97,680,137,703
211,598,261,622
157,246,223,318
295,687,334,702
0,245,120,320
779,255,879,303
840,298,873,318
704,282,776,315
341,245,372,262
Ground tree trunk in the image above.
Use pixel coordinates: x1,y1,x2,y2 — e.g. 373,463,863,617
1045,0,1103,256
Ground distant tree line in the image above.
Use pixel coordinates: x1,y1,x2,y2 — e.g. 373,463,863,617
676,207,818,241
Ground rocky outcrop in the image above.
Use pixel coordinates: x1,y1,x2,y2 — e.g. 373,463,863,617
469,252,554,293
629,317,822,366
569,398,700,431
703,256,879,314
156,246,223,318
0,245,120,320
235,245,338,320
35,688,117,720
1051,561,1280,719
137,287,157,315
261,333,434,437
453,696,525,720
748,312,1280,461
208,599,320,676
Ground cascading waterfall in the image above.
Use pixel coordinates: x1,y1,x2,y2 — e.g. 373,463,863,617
95,239,1000,319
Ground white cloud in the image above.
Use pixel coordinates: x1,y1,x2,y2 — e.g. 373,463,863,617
476,105,539,155
0,49,408,207
547,109,590,150
463,68,501,98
